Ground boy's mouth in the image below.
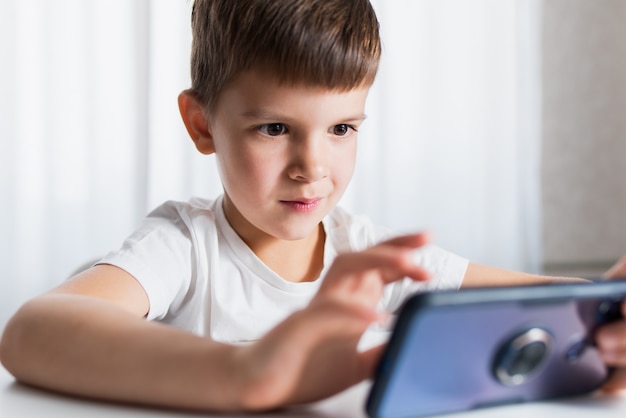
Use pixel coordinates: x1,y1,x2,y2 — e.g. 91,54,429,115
279,198,322,213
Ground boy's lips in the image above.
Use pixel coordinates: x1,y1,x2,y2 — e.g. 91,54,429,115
279,197,323,213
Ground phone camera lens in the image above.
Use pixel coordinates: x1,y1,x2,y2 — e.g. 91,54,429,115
508,341,547,375
493,327,553,386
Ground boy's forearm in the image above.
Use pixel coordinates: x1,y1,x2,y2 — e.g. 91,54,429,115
461,262,589,288
0,294,246,411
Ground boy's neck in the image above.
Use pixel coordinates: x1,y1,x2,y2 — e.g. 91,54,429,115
221,197,326,283
252,223,326,283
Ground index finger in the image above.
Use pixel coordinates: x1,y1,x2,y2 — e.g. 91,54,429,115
325,233,431,284
377,232,430,249
602,256,626,279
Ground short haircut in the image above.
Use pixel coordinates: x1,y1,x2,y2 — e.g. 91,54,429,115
190,0,381,110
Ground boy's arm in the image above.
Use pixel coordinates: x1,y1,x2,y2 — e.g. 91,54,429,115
0,265,248,410
0,234,430,411
461,262,588,288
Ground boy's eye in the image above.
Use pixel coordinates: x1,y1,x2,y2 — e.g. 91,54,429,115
332,124,352,137
258,123,287,136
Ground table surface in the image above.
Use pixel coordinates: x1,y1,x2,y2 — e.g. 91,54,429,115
2,366,626,418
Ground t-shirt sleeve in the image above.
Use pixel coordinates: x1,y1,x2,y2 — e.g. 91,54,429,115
97,202,195,320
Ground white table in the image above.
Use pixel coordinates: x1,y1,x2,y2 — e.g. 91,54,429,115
2,366,626,418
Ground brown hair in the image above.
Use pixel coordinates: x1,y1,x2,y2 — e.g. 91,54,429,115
190,0,381,109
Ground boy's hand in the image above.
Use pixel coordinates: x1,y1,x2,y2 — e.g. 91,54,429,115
235,233,429,410
598,256,626,392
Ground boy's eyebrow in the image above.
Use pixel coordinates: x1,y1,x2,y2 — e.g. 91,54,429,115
241,110,367,122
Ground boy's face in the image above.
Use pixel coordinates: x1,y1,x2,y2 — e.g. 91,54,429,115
205,71,369,245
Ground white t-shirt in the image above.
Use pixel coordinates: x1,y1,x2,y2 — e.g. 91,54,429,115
99,196,468,345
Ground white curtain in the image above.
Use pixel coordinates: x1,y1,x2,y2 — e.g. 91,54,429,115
347,0,543,271
0,0,542,328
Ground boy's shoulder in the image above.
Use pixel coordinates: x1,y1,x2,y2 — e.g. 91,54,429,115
137,197,225,241
147,197,220,221
325,206,395,252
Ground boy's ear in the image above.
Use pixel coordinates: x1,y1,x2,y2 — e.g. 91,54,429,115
178,90,215,155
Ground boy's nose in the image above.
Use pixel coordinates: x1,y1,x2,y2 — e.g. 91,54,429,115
287,139,329,182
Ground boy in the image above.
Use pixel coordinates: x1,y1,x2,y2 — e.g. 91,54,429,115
2,0,626,412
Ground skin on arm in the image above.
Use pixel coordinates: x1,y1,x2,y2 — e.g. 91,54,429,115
461,262,590,288
0,234,430,411
0,265,249,410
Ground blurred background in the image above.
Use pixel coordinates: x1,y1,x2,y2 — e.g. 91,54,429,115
1,0,625,331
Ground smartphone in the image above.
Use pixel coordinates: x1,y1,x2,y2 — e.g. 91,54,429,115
366,280,626,418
